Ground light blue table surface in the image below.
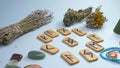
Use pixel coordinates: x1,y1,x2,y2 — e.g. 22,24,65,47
0,0,120,68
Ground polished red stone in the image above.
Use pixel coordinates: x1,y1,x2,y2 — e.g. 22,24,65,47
109,52,118,58
10,53,23,61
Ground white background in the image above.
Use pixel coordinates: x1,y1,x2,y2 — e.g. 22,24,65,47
0,0,120,68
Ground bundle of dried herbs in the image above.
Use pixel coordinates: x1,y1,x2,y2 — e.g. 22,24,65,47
63,7,93,26
86,6,107,29
0,10,53,45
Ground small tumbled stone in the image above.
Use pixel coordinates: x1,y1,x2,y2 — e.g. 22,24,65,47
28,51,45,60
24,64,42,68
109,52,118,58
5,65,20,68
10,54,23,61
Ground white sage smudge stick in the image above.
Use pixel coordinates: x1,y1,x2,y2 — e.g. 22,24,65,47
0,10,53,45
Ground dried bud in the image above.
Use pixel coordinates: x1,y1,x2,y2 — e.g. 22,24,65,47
63,7,92,26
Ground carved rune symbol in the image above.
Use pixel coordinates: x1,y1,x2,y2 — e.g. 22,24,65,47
65,38,75,44
65,54,73,62
46,31,53,35
84,50,93,58
45,45,55,50
41,36,48,40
